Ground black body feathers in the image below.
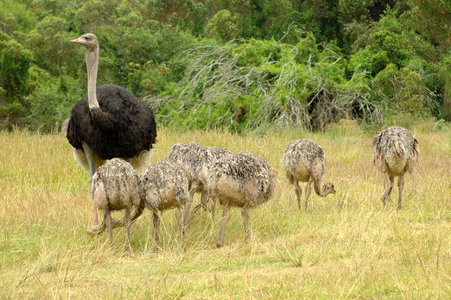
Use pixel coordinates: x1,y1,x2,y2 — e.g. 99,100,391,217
67,85,157,160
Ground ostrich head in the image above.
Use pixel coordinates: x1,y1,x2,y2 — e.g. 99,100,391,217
323,182,336,196
70,33,98,50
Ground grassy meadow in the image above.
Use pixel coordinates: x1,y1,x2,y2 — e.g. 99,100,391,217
0,120,450,298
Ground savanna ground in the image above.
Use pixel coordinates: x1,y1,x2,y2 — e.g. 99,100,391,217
0,120,450,299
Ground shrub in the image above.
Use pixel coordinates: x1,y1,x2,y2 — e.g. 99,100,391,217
206,10,238,42
372,63,433,117
0,39,32,97
26,75,81,132
153,38,381,131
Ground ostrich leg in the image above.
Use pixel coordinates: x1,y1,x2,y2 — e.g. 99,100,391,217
397,175,404,210
207,192,217,221
381,175,394,207
124,207,132,252
153,210,161,252
176,206,186,251
217,203,231,248
304,178,313,212
82,143,99,226
294,180,302,211
104,207,113,249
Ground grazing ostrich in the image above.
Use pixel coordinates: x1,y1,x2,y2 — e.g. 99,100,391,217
67,33,157,233
139,161,192,251
283,139,336,212
165,143,231,222
207,152,276,248
91,158,141,251
196,146,232,218
165,142,205,226
165,142,206,195
373,126,419,210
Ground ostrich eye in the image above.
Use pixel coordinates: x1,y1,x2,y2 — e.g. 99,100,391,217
84,36,90,40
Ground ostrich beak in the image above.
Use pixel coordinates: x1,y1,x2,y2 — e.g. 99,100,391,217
70,38,83,44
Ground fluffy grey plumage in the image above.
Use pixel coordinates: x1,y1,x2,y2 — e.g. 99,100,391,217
165,142,208,192
284,139,325,183
208,152,276,247
140,161,191,210
196,146,232,215
91,158,141,250
283,139,335,211
165,143,231,220
372,126,419,176
139,161,192,250
198,146,233,188
209,152,276,207
372,126,419,209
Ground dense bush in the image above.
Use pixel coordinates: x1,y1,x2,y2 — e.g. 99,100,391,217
0,39,32,97
152,38,381,131
26,74,81,132
0,0,449,132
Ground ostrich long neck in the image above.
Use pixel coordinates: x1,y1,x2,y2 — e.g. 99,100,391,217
313,180,327,197
86,46,100,110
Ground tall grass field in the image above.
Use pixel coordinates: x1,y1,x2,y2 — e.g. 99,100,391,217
1,121,450,298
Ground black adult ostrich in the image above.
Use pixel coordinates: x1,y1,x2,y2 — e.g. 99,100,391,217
67,33,157,233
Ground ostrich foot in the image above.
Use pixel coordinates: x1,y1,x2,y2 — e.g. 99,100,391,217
87,217,124,235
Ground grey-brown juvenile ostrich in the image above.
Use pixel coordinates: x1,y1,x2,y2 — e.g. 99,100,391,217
139,161,192,251
207,152,276,248
91,158,141,251
165,142,206,195
283,139,336,212
67,33,156,233
373,126,419,210
165,143,231,222
196,146,232,218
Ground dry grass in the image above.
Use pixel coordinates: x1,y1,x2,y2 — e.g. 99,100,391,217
1,120,450,298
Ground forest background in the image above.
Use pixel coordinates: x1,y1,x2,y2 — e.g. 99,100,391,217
1,0,450,132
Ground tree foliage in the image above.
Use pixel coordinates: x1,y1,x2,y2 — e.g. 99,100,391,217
0,39,32,97
0,0,449,132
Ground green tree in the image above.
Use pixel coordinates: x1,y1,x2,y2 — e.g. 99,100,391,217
406,0,451,55
0,39,32,97
75,0,119,33
207,9,238,41
26,16,80,76
0,38,32,125
0,0,37,34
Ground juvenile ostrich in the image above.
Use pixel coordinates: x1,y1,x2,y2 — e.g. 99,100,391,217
67,33,157,233
373,126,419,210
165,142,206,195
207,152,276,248
91,158,141,251
139,161,192,251
283,139,336,212
196,146,232,218
165,143,231,222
